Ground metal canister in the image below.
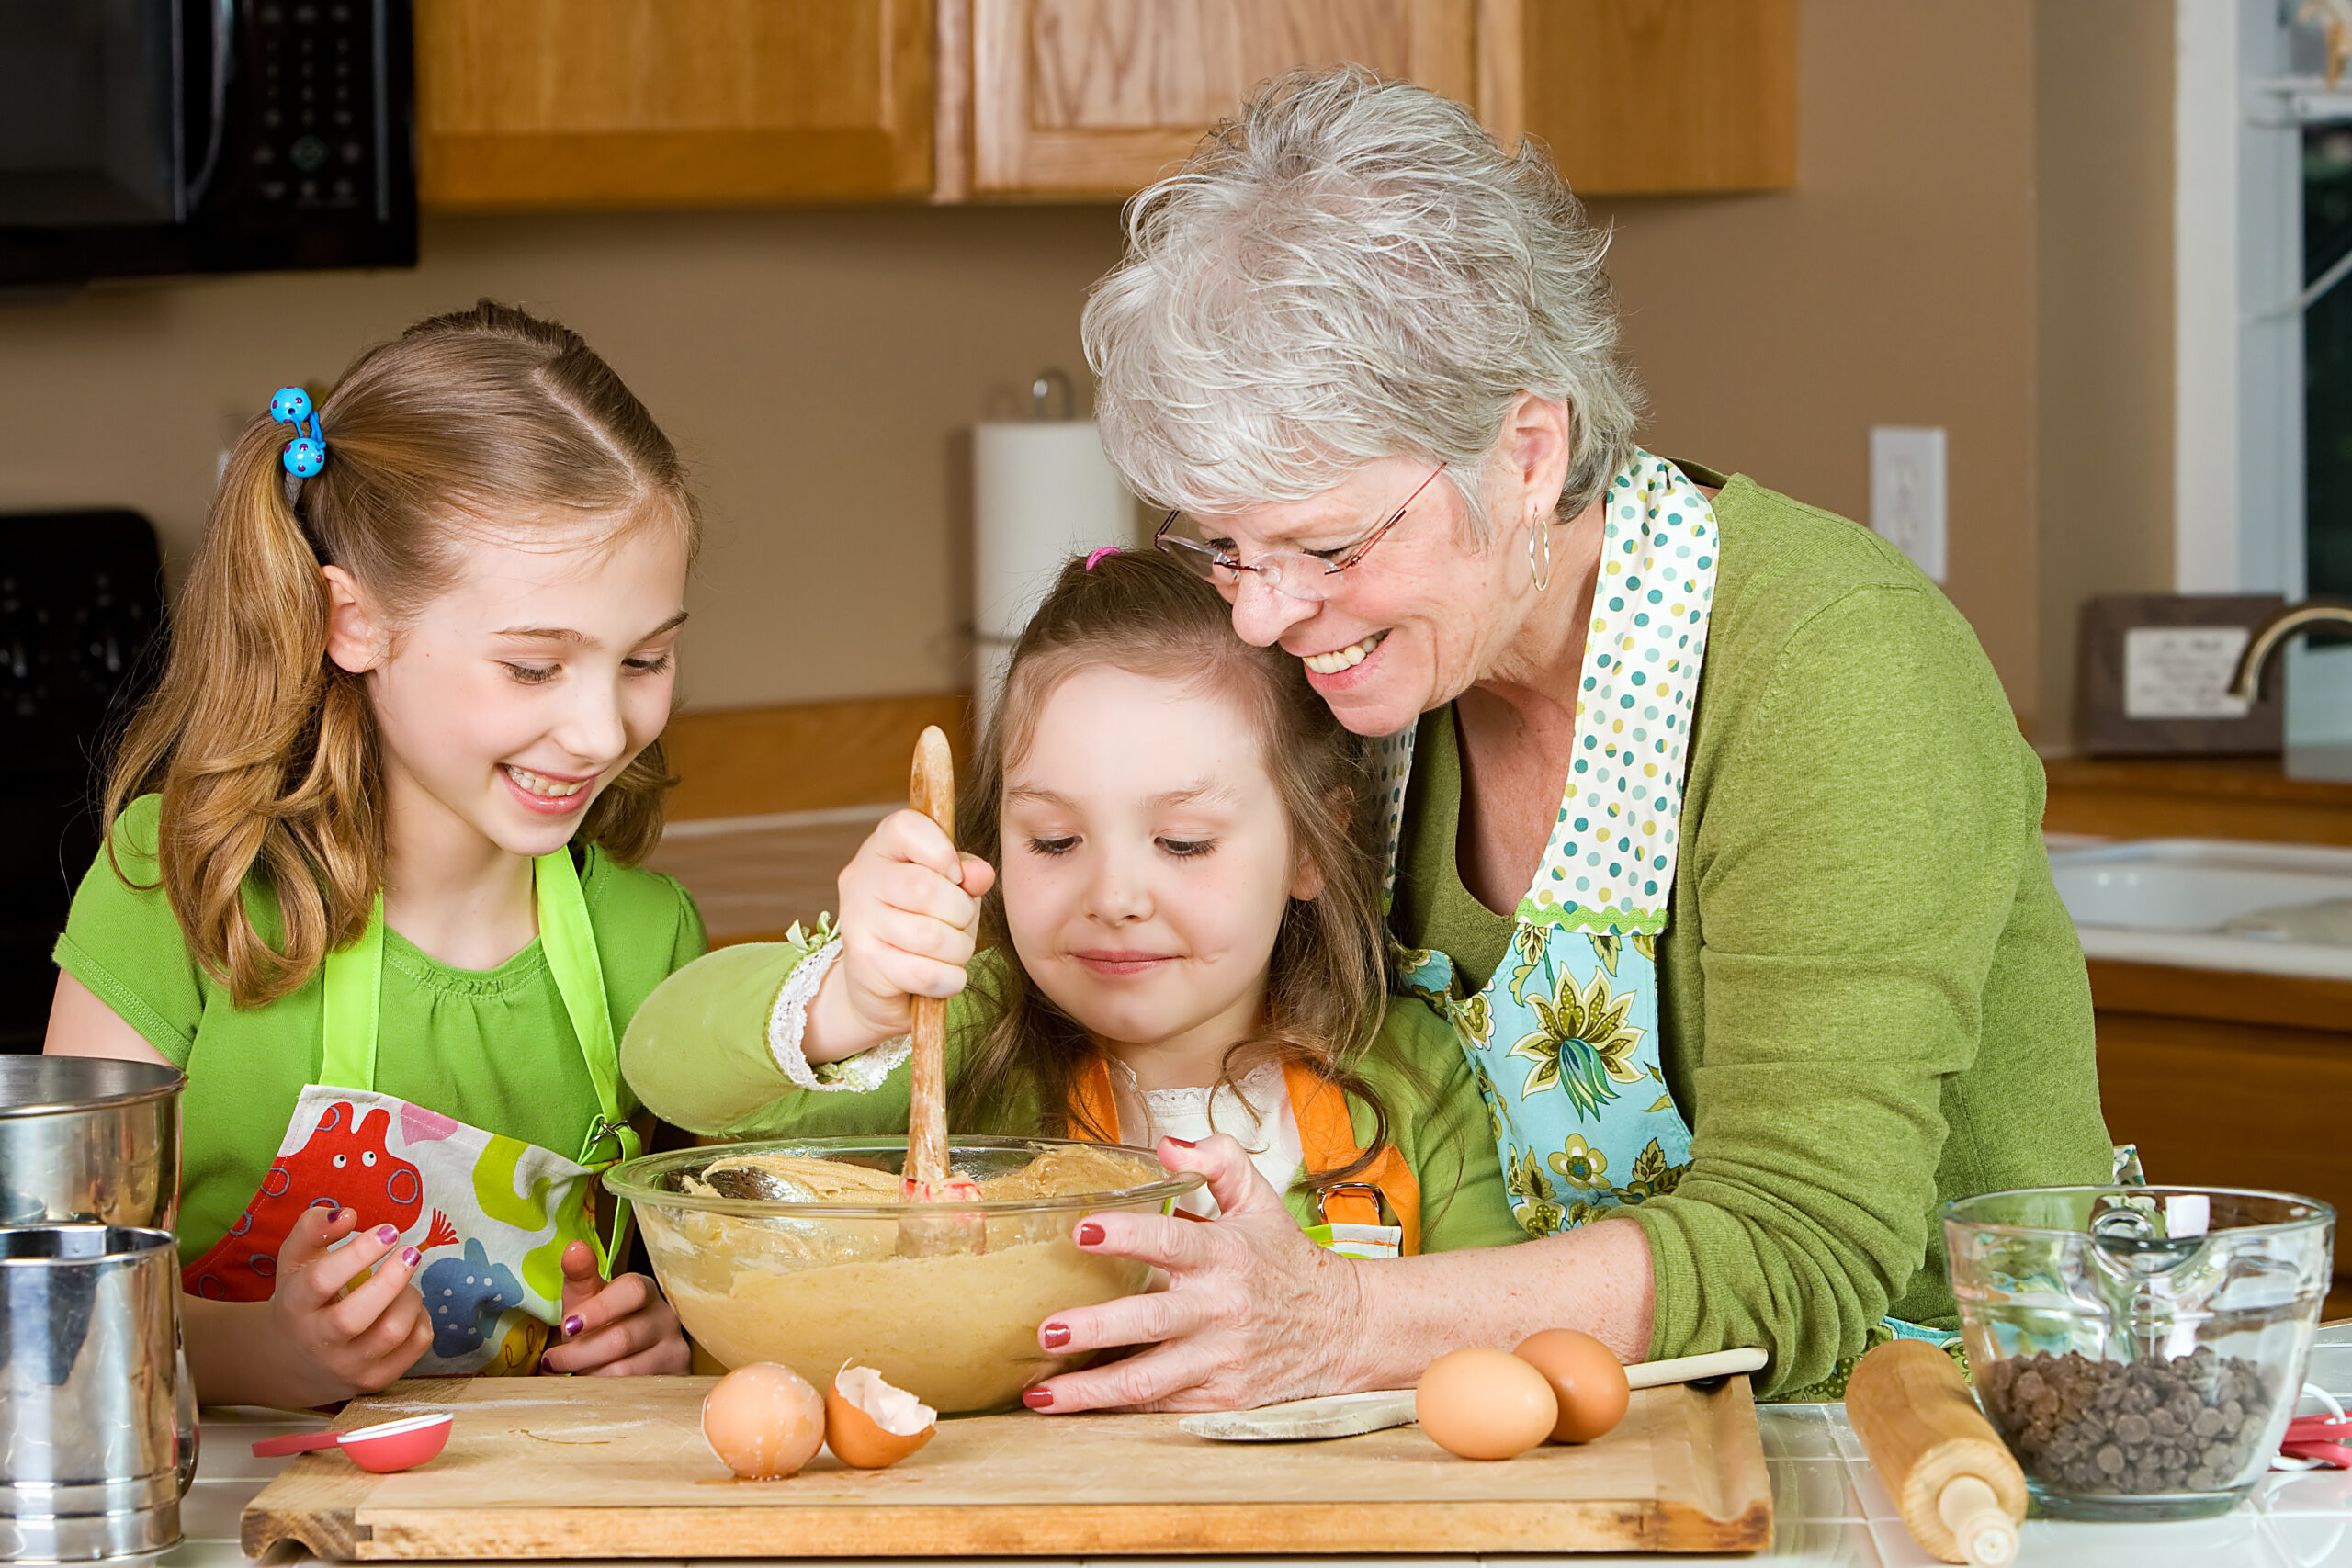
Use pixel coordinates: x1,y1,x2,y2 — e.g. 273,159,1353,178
0,1226,185,1562
0,1060,181,1233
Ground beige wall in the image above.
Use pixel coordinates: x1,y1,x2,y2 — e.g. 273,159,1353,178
2032,0,2177,749
0,205,1125,710
0,0,2174,732
1595,0,2041,724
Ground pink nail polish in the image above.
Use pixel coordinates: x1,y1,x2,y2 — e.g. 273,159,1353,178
401,1247,420,1268
376,1224,399,1244
1163,1136,1198,1148
1023,1387,1054,1409
1075,1222,1104,1247
1042,1322,1070,1349
562,1314,584,1337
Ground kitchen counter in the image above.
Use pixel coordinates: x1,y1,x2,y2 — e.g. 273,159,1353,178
2043,754,2352,846
174,1329,2352,1568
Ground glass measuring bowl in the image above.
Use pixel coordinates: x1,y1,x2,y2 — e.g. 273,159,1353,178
606,1135,1203,1414
1944,1186,2335,1520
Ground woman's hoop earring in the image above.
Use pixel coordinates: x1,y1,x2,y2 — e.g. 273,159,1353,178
1528,511,1553,592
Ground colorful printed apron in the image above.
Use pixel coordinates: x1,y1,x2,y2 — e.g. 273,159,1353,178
183,851,639,1376
1376,453,1956,1399
1073,1058,1420,1259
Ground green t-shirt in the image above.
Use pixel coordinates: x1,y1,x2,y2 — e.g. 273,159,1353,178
619,939,1528,1256
54,795,709,1267
1390,465,2115,1395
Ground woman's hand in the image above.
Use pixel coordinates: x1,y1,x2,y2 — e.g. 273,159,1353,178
1020,1135,1371,1413
266,1204,434,1405
539,1240,691,1376
808,809,996,1063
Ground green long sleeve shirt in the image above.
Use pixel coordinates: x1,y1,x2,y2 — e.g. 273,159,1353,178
619,941,1528,1255
1389,464,2115,1396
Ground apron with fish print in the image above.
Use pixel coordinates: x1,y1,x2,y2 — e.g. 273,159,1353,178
1377,452,1958,1401
181,850,639,1376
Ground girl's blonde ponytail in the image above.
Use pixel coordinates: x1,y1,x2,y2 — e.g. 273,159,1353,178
106,418,382,1004
104,300,696,1007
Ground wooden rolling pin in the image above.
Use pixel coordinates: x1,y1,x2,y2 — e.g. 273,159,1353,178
1846,1340,2026,1568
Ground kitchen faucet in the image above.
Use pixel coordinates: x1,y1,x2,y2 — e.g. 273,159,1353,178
2227,600,2352,702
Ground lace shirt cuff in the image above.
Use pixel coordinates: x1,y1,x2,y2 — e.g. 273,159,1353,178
765,938,912,1093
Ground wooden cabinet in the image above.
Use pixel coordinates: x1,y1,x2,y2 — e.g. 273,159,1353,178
1504,0,1796,195
2088,961,2352,1321
415,0,934,209
414,0,1794,209
947,0,1475,197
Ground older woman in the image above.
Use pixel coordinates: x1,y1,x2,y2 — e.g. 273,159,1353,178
1023,68,2114,1410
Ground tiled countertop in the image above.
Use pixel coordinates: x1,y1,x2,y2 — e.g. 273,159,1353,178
172,1331,2352,1568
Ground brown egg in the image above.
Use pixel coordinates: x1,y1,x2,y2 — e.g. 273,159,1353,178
1513,1328,1631,1444
702,1362,827,1480
1414,1347,1558,1461
825,1364,938,1470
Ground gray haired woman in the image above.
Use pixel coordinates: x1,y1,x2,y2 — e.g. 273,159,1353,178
1021,67,2114,1411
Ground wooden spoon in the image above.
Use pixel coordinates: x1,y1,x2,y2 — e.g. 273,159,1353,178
897,724,984,1256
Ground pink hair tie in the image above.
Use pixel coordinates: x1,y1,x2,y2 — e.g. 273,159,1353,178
1084,546,1122,570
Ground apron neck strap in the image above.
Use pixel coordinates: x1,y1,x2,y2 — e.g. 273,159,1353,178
319,850,635,1168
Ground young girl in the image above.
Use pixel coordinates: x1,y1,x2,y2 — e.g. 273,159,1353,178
45,302,705,1408
622,549,1518,1280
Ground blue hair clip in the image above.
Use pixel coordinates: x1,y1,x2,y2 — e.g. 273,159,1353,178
269,386,326,479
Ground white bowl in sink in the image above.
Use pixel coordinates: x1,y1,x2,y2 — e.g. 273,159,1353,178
2046,838,2352,979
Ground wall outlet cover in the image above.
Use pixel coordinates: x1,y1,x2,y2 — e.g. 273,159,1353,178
1871,425,1947,581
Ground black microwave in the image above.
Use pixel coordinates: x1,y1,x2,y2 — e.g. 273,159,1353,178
0,0,416,288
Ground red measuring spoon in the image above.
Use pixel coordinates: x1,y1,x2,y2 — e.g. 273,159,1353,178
251,1412,453,1472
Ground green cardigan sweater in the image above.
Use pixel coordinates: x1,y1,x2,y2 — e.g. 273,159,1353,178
1389,463,2115,1396
618,942,1527,1255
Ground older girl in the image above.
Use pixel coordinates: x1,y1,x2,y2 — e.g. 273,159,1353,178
46,302,705,1406
622,549,1522,1368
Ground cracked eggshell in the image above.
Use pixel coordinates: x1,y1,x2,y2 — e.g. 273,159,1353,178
825,1364,938,1469
1513,1328,1630,1445
703,1362,827,1480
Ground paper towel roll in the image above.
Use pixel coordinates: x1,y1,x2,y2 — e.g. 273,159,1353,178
974,419,1131,715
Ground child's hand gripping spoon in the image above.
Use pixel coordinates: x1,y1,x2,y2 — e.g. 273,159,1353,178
250,1413,452,1472
1846,1339,2026,1567
897,724,985,1257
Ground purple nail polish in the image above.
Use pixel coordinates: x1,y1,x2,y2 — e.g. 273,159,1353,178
1041,1322,1071,1349
1075,1222,1104,1247
401,1247,420,1268
376,1224,399,1244
562,1314,585,1337
1023,1387,1054,1409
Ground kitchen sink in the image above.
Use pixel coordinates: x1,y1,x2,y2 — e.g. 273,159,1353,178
2046,838,2352,979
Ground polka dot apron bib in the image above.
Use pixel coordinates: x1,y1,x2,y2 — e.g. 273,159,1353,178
181,851,639,1377
1381,453,1962,1398
1381,453,1714,1242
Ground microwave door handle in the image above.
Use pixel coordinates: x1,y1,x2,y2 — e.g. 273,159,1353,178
184,0,236,209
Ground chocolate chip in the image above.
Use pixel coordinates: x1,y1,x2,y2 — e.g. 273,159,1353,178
1976,1350,2274,1497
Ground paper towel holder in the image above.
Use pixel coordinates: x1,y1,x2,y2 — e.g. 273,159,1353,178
1030,367,1076,422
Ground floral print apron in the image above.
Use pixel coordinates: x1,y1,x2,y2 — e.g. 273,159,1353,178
1381,452,1713,1242
182,851,638,1376
1378,453,1957,1399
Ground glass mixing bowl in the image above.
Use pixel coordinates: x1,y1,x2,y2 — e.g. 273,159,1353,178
1944,1185,2335,1521
605,1135,1204,1415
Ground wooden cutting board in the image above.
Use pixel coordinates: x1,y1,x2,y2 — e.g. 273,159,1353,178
243,1374,1770,1559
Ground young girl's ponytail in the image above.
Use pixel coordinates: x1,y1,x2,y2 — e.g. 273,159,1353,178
107,417,382,1005
103,300,697,1007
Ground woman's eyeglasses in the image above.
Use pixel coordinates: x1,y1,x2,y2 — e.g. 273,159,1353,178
1153,464,1447,603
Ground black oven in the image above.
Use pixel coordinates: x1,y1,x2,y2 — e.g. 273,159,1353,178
0,0,415,288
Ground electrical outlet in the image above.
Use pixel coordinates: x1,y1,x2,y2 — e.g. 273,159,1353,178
1870,425,1946,581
